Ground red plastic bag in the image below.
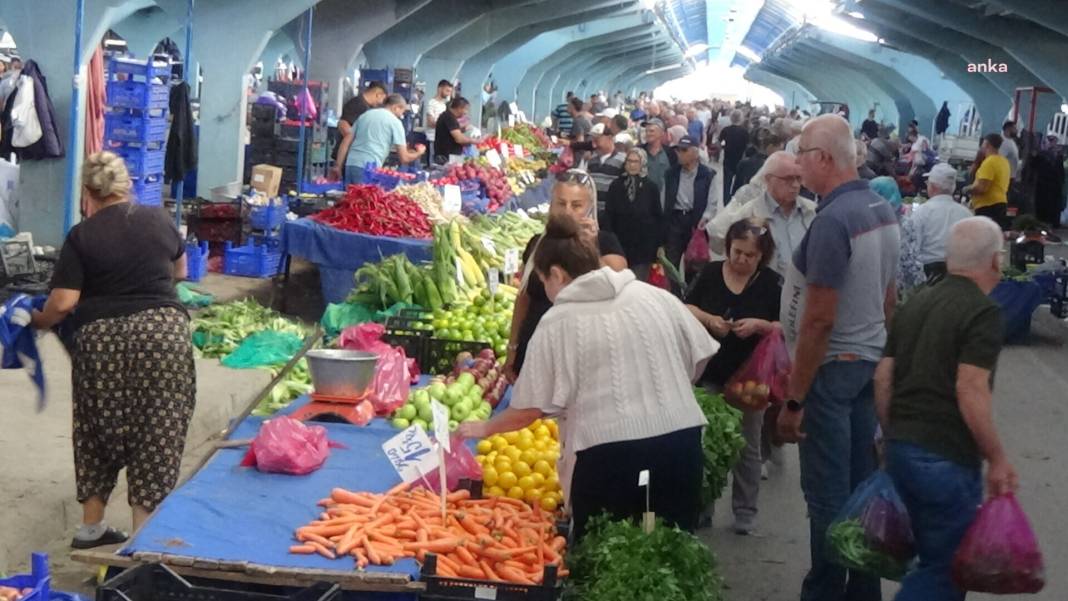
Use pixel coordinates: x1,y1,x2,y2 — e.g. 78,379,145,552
648,264,670,289
684,227,710,265
338,323,412,414
413,435,483,494
240,417,342,475
952,493,1045,594
724,325,792,411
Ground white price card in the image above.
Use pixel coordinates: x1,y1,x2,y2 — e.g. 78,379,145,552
485,149,503,168
481,236,497,255
382,425,439,484
431,400,451,452
499,143,510,158
550,135,559,145
638,469,650,486
442,184,462,215
503,248,520,275
488,268,500,295
513,144,524,158
455,257,465,286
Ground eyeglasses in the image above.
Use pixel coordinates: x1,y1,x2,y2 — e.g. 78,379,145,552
556,169,593,185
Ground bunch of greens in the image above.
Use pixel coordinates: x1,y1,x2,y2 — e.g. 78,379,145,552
694,387,746,506
827,518,909,580
563,516,725,601
191,299,307,359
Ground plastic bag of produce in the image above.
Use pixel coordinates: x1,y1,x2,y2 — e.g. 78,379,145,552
221,330,303,369
413,434,482,494
826,470,916,580
240,416,342,475
321,302,375,339
338,322,412,414
723,325,791,411
684,227,710,265
952,493,1045,594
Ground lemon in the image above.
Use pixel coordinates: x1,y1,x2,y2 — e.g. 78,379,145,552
517,475,536,491
520,449,539,465
515,437,534,451
539,496,558,511
504,447,522,462
534,425,551,440
498,471,518,489
487,485,505,497
524,488,543,504
493,437,509,452
476,440,493,454
533,460,552,477
502,431,520,444
483,466,499,486
507,486,525,500
514,461,532,478
531,472,546,487
494,457,512,473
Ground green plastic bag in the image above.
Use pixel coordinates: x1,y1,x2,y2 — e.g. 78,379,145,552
321,302,377,338
373,302,420,322
177,282,215,308
221,330,304,369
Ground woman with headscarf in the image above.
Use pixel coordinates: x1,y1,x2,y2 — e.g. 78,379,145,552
870,176,925,296
602,148,664,280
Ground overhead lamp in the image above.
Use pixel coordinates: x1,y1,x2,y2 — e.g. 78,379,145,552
644,62,683,75
683,43,709,59
641,0,659,9
847,11,864,19
1061,103,1068,114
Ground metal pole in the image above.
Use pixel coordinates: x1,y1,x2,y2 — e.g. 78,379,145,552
175,0,194,228
296,7,313,196
62,0,85,235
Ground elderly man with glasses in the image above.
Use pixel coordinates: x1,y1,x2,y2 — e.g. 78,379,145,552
707,151,817,277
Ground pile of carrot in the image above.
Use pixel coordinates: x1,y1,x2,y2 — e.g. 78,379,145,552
289,481,568,586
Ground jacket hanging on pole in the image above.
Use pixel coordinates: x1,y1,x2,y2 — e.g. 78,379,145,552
0,60,64,161
165,81,197,182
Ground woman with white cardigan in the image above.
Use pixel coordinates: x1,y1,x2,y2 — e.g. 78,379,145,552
458,215,719,540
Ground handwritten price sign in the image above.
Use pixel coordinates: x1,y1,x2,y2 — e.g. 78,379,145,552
382,425,440,483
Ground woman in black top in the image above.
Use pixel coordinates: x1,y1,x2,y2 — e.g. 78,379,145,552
504,170,627,379
31,151,196,549
684,217,781,535
602,148,664,281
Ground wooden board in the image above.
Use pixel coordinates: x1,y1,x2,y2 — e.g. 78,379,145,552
71,550,425,593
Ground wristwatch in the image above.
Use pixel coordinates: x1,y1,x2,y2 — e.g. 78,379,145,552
786,399,804,412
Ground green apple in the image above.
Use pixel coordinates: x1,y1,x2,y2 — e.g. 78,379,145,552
417,402,434,423
457,372,476,390
479,401,492,416
428,382,447,400
412,389,430,405
450,400,471,421
444,387,462,407
391,417,411,429
397,404,417,421
448,420,459,432
411,418,428,431
462,414,482,423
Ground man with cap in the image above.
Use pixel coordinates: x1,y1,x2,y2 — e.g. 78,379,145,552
640,117,678,195
584,123,627,218
913,163,973,280
663,135,720,278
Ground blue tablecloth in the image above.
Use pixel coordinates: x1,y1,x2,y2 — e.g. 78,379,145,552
281,219,432,304
122,384,512,578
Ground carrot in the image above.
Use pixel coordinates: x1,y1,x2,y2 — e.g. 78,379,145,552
335,523,363,556
368,532,402,548
551,536,567,553
298,531,335,548
437,564,458,578
352,548,369,569
479,560,500,582
402,537,460,554
446,489,471,503
460,515,490,537
541,541,561,565
308,541,336,560
435,552,463,574
362,536,381,564
497,565,535,585
331,488,375,507
455,545,479,567
289,544,316,554
458,565,485,580
415,528,429,562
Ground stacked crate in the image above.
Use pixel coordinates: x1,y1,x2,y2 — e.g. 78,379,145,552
104,57,170,206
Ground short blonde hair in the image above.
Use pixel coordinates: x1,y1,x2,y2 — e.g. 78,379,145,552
82,151,132,200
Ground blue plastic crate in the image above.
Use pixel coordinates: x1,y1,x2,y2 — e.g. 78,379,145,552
109,56,171,80
105,111,169,144
244,197,287,231
107,80,169,111
185,241,210,282
132,175,163,206
109,142,165,178
249,231,282,252
223,240,282,278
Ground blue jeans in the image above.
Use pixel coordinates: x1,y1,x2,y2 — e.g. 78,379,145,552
799,360,881,601
344,164,365,186
886,441,981,601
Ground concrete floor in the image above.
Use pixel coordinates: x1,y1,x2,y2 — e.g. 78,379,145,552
2,255,1067,600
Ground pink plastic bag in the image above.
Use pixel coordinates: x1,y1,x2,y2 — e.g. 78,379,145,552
724,325,792,411
684,227,710,265
952,493,1045,594
413,435,483,494
338,323,412,414
240,417,342,475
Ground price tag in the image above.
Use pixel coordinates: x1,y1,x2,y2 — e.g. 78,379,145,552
485,149,502,168
513,144,524,158
503,248,520,275
508,114,516,127
488,268,499,295
381,425,439,484
431,400,451,452
455,257,465,286
499,143,510,158
638,469,649,486
474,586,497,600
550,135,559,145
448,154,464,165
481,236,497,255
442,184,462,215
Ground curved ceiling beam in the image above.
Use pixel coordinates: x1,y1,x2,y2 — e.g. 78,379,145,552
744,69,817,108
982,0,1068,38
554,40,674,103
764,53,886,130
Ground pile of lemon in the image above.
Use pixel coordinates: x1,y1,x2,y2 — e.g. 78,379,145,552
475,418,563,511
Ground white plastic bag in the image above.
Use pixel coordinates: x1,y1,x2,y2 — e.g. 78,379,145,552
10,76,41,149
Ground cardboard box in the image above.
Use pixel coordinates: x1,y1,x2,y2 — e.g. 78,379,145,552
250,164,282,197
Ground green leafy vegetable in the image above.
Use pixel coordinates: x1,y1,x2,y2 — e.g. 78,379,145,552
826,518,909,580
564,516,725,601
252,358,314,416
191,299,307,358
694,387,746,507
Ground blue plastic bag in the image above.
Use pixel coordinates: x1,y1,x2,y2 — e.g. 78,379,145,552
826,470,916,580
0,294,45,409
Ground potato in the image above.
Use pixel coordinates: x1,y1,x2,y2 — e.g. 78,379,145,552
743,380,758,394
755,384,770,399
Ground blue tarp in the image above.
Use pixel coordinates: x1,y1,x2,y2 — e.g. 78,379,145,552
122,386,512,577
281,219,432,304
990,280,1043,343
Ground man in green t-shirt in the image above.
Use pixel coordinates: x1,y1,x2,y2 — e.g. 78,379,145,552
874,216,1019,600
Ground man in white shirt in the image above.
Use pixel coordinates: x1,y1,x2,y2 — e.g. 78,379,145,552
707,151,817,276
423,79,453,145
1000,120,1020,179
913,162,973,280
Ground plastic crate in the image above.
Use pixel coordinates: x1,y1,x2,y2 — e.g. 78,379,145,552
423,336,492,376
97,563,340,601
185,241,210,282
419,554,560,601
104,112,168,144
223,240,282,278
249,231,282,252
381,329,428,369
132,175,163,206
106,80,168,112
244,197,288,231
109,142,165,178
